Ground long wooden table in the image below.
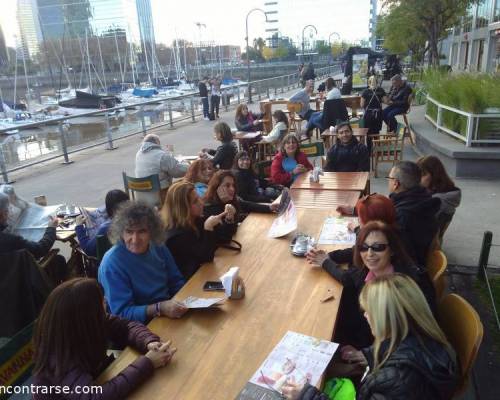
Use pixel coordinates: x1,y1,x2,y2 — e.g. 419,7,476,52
291,171,369,193
99,210,344,399
291,189,360,210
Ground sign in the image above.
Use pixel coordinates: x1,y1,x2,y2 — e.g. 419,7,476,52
352,53,369,89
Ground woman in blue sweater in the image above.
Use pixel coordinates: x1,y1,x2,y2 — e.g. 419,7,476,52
98,202,187,323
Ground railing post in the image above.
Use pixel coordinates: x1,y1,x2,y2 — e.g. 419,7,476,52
466,115,474,147
274,84,278,96
266,86,270,99
436,104,443,128
287,74,290,90
58,121,73,164
237,86,241,104
104,111,117,150
281,76,285,94
190,97,196,122
0,144,12,184
248,83,252,104
224,89,229,111
140,105,147,135
477,231,493,281
168,102,174,129
258,83,261,101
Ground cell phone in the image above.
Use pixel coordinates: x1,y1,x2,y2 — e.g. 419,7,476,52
203,281,225,291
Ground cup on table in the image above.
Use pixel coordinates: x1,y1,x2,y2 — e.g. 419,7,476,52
34,195,47,206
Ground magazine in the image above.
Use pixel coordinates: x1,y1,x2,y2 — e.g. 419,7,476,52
317,216,358,245
236,331,339,400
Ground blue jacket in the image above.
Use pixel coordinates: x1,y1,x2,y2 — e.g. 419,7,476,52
98,241,185,322
75,220,111,257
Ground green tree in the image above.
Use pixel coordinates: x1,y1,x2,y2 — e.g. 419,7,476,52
316,40,331,55
381,0,477,66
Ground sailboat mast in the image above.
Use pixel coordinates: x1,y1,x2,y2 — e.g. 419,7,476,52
114,30,124,85
85,29,93,93
97,35,107,91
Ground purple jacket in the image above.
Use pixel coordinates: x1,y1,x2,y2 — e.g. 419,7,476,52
33,315,160,399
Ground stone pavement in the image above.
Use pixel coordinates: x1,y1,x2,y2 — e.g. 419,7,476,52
7,85,500,399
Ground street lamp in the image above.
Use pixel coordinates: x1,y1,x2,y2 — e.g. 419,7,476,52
195,22,206,80
246,8,268,103
301,25,317,63
328,32,341,46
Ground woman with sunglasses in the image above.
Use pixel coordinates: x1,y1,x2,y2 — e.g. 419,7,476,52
313,221,435,349
281,274,457,400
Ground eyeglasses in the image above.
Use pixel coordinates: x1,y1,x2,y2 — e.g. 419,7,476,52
359,243,389,252
385,176,397,180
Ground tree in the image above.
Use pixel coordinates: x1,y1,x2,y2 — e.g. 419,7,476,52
381,0,477,66
262,46,274,61
253,37,266,58
316,40,331,55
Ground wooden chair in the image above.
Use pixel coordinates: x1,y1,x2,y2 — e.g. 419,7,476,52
122,172,161,207
438,294,483,397
401,93,415,145
426,250,447,300
286,102,303,135
299,141,325,168
371,123,405,178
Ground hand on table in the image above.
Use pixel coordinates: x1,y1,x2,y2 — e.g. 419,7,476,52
305,248,329,267
293,164,307,175
336,204,354,216
145,340,177,368
269,202,280,213
160,299,188,319
204,212,227,231
281,382,305,400
224,204,236,222
49,215,61,227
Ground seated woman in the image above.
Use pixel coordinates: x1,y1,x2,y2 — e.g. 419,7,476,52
98,202,187,323
234,103,264,132
260,110,289,144
184,159,215,197
282,274,457,400
32,278,178,400
323,121,370,172
75,189,129,257
308,221,436,349
270,134,313,187
199,122,237,169
203,170,276,244
232,151,279,203
417,155,461,242
162,181,226,280
307,193,396,268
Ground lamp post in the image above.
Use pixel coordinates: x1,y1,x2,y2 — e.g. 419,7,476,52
246,8,268,103
301,25,317,63
328,32,340,46
195,22,206,80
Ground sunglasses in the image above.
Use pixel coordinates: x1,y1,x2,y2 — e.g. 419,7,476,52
359,243,389,253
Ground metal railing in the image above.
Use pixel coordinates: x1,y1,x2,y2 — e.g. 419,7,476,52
477,231,500,331
425,95,500,147
0,65,339,183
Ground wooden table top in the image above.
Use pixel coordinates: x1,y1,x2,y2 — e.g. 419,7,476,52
291,172,369,192
233,131,262,140
291,189,360,210
321,127,369,138
98,210,344,399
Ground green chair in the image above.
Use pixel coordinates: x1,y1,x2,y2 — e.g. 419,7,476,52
96,234,112,262
122,172,161,206
300,141,325,168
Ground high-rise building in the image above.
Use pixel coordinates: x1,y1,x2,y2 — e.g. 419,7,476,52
17,0,42,59
0,25,9,66
369,0,377,50
37,0,92,39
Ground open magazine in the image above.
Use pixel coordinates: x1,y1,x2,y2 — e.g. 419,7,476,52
236,331,339,400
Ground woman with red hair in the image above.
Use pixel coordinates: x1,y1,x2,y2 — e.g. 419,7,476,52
306,193,396,269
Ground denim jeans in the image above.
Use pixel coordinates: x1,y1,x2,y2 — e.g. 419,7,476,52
306,111,323,132
382,105,406,132
201,97,209,118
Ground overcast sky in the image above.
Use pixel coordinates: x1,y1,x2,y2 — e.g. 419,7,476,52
1,0,373,49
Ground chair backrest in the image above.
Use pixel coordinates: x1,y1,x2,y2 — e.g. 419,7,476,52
426,250,447,299
406,92,414,113
96,234,112,262
300,141,325,158
254,160,273,180
438,293,483,396
286,102,302,114
321,98,349,129
122,172,161,206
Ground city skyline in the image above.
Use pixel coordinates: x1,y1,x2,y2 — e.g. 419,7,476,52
0,0,372,52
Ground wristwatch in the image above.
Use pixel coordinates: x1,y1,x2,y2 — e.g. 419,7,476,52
154,302,161,317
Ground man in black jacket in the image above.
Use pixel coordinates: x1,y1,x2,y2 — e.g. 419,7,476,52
388,161,440,267
0,192,67,284
198,77,209,120
324,122,370,172
383,74,412,132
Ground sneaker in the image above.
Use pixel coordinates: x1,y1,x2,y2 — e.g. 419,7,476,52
203,117,209,121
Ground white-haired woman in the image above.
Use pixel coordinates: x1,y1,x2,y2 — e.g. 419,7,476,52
282,274,458,400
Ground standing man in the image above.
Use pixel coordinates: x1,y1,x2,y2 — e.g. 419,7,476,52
289,79,315,122
383,74,412,133
135,134,189,205
209,75,222,119
198,77,209,120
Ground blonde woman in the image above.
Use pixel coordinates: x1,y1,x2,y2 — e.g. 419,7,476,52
162,181,226,279
282,274,458,400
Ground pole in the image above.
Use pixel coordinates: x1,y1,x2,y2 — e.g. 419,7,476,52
58,121,73,164
301,25,318,63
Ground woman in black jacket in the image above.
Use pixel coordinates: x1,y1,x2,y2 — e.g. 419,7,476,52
161,181,226,280
282,274,457,400
199,122,237,169
309,221,436,349
203,171,276,244
324,122,369,172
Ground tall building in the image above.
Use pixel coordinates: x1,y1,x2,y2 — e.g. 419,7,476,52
369,0,378,50
17,0,42,59
263,1,279,47
37,0,92,39
0,25,9,66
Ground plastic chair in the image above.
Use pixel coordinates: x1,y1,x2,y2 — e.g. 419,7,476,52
122,172,161,206
426,250,447,300
370,123,405,177
438,293,483,397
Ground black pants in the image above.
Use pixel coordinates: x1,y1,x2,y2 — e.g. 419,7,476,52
210,95,220,117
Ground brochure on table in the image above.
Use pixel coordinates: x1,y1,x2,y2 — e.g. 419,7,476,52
268,189,297,238
317,216,358,245
236,331,339,400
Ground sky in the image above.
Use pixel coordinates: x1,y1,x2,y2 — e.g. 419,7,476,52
0,0,372,49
